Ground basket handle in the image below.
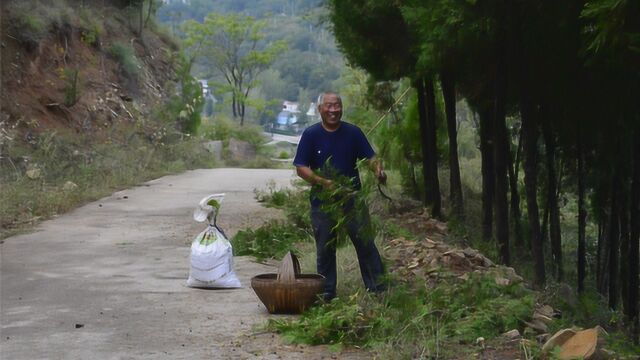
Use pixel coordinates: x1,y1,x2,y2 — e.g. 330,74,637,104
277,251,301,284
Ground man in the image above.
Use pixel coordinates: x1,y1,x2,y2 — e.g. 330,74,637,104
293,91,387,301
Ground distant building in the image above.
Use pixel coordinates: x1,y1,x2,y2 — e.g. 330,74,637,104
276,110,298,130
197,79,210,97
197,79,217,116
272,100,304,133
162,0,190,4
282,101,300,114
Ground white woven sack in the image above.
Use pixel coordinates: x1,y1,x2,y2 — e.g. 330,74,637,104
187,226,241,288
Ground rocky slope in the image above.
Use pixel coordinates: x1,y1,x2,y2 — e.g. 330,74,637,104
1,0,178,139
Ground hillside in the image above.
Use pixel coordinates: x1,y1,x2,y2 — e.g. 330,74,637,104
0,0,218,236
1,0,178,138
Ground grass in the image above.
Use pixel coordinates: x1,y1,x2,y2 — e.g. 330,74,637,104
233,180,538,358
108,42,141,79
232,220,312,262
267,272,535,359
0,128,216,238
237,163,640,358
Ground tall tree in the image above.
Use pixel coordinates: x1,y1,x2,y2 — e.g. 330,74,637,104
424,78,442,217
542,116,563,281
630,135,640,341
441,71,464,218
328,0,445,216
479,107,495,242
577,125,587,293
183,13,285,125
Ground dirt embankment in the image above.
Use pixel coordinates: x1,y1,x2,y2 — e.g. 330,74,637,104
1,0,178,138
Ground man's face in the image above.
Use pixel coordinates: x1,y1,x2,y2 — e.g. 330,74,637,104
318,94,342,127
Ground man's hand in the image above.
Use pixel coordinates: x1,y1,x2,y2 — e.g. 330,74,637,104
376,168,387,185
369,157,387,185
296,166,334,189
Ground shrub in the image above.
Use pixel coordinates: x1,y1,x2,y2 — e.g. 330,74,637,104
268,273,536,358
11,12,47,51
0,129,216,238
108,42,140,79
63,68,80,106
79,8,103,47
278,150,289,159
231,220,311,262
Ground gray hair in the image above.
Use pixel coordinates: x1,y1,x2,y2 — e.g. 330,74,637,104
317,92,342,107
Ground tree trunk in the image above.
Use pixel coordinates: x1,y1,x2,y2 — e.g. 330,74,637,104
441,71,463,218
240,102,246,126
577,127,587,293
508,128,523,247
424,78,442,218
479,107,495,241
138,1,143,36
629,135,640,342
597,214,611,296
608,173,620,309
232,95,238,119
542,117,563,281
493,3,510,265
620,187,630,314
415,79,432,209
493,105,510,266
522,101,545,286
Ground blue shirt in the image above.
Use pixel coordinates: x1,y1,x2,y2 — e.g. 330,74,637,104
293,121,375,206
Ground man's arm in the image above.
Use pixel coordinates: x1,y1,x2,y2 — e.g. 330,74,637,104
296,166,333,188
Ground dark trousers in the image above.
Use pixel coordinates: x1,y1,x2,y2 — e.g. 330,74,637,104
311,204,385,299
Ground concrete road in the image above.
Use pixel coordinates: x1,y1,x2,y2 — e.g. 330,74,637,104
0,169,309,359
264,133,301,145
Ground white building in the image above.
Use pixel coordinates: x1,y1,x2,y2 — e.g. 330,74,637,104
282,101,300,114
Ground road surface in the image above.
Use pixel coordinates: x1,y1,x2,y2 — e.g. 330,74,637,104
0,168,364,359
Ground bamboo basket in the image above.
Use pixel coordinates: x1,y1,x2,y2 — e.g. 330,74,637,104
251,252,325,314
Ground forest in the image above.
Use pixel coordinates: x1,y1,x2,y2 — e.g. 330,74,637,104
321,0,639,344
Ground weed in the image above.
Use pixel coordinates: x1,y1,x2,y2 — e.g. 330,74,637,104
79,8,103,47
10,12,47,51
231,219,311,262
0,129,216,238
63,68,81,106
108,42,141,79
268,272,535,358
254,180,311,229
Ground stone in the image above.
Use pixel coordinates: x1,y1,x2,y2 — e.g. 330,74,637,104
26,168,41,179
228,138,256,162
524,319,549,334
536,333,550,344
503,329,521,339
537,304,556,318
533,312,554,324
203,140,223,162
63,181,78,191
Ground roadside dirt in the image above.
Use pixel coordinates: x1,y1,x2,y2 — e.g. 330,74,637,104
0,168,367,359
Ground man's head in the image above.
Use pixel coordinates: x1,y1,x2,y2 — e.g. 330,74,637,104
317,92,342,131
